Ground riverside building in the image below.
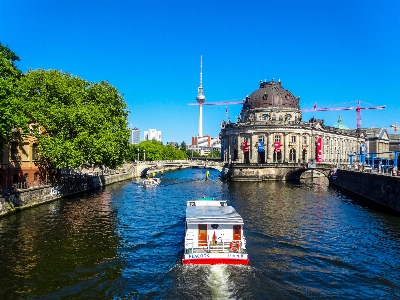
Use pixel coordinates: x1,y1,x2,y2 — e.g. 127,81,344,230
220,79,365,170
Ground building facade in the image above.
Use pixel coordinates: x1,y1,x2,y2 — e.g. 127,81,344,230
129,127,140,144
1,133,44,190
144,129,162,142
220,80,365,166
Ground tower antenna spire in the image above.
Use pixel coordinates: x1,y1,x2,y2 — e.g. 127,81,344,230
196,55,206,137
200,55,203,88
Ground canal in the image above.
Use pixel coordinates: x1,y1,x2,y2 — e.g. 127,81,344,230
0,168,399,299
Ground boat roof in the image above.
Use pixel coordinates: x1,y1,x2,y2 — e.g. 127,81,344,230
187,199,227,207
186,205,244,224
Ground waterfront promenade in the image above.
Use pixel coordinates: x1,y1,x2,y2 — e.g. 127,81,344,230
0,160,223,216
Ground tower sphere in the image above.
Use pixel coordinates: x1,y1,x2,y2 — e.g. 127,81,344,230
196,93,205,104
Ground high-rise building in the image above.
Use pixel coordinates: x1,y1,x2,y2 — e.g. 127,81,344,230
129,127,140,144
144,129,162,142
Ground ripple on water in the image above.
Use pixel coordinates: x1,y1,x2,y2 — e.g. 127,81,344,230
0,170,400,299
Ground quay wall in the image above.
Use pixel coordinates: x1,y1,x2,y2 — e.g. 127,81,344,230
0,170,136,217
333,170,400,212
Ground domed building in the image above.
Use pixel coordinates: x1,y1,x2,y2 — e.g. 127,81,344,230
333,116,349,130
220,79,365,180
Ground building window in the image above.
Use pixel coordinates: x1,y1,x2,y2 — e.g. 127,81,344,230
274,135,281,142
291,136,296,143
303,136,307,144
258,136,264,142
32,144,39,160
11,142,18,161
34,172,39,181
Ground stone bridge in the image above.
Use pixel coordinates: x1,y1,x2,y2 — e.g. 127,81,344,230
226,163,335,181
134,160,225,177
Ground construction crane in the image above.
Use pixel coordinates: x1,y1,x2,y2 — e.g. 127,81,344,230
390,122,399,132
188,99,245,106
302,100,386,129
189,99,386,130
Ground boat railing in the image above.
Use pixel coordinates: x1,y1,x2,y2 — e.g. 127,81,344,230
184,238,195,254
184,238,246,254
207,239,246,253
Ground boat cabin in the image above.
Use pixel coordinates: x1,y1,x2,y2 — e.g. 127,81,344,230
183,198,248,264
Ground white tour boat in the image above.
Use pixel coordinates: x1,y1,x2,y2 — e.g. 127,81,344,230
182,197,249,265
142,178,160,188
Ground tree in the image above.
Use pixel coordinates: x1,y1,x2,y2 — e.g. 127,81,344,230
0,43,28,147
207,150,221,158
126,140,188,161
180,141,187,151
19,69,130,177
186,149,200,158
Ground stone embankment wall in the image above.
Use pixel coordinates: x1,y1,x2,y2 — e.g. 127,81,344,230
0,171,136,217
333,170,400,211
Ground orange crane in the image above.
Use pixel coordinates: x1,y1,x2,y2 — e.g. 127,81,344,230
301,100,385,129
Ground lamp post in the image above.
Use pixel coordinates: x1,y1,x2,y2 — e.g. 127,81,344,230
137,148,140,161
143,149,146,161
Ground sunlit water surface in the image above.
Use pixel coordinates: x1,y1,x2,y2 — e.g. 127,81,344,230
0,168,399,299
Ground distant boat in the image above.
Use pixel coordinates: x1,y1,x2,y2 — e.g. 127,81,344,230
142,178,160,188
182,197,249,265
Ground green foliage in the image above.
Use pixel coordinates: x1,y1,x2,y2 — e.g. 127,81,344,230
186,149,201,158
0,43,28,146
19,69,130,171
206,150,221,158
126,140,188,161
180,141,187,151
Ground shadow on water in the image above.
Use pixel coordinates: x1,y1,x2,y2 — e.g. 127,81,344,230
328,184,400,217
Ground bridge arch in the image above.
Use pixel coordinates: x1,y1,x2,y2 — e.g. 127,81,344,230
285,167,333,181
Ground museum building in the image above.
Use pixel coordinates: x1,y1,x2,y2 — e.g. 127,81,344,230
220,79,365,165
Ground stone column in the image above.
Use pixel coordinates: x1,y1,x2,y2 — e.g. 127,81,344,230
297,134,301,164
251,134,257,163
267,133,272,162
284,133,289,163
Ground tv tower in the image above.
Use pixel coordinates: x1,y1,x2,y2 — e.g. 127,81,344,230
196,55,206,137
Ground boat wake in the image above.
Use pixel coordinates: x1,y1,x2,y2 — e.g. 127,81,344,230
207,265,233,300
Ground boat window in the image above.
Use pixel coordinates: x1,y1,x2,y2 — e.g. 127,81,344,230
211,224,219,229
189,202,196,206
220,202,227,206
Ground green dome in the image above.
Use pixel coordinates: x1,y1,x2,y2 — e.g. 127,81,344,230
333,116,348,129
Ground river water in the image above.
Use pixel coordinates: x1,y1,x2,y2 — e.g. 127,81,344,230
0,168,399,299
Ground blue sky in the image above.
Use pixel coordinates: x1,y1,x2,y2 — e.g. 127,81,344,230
1,0,399,144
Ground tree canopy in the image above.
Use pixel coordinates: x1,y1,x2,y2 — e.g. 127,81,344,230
126,140,187,161
0,43,28,147
19,69,130,171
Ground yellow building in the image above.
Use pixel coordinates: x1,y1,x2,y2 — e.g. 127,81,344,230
1,132,43,190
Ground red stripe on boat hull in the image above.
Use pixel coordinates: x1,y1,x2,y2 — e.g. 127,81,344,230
182,258,249,265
